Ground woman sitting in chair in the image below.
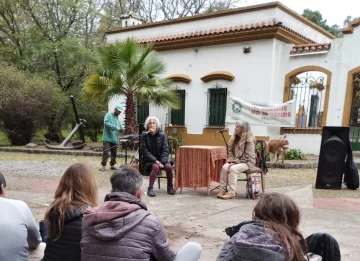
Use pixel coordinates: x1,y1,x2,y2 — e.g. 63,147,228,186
217,120,255,199
140,116,175,197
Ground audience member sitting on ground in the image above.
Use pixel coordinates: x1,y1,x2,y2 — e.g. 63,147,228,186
218,120,256,199
216,192,308,261
42,163,98,261
81,166,202,261
0,171,42,261
140,115,175,197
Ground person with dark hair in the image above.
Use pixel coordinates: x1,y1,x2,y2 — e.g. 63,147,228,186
100,104,125,171
217,192,308,261
140,115,175,197
0,172,42,261
218,120,256,199
81,166,202,261
42,163,98,261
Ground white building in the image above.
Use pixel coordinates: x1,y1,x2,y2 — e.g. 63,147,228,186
106,1,360,154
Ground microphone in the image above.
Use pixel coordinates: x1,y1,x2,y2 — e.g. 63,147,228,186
216,129,227,133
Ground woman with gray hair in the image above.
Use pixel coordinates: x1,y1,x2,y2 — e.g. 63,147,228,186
139,116,175,197
217,120,256,199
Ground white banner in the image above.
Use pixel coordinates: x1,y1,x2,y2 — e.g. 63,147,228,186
225,96,296,127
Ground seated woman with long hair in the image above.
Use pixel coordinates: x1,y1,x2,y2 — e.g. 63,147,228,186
140,116,175,197
217,192,308,261
42,163,98,261
217,120,256,199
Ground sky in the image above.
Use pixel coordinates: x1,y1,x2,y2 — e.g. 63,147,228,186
239,0,359,28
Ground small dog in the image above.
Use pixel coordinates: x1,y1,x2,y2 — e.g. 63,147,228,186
266,135,289,163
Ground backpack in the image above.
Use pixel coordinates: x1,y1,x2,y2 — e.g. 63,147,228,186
246,174,261,199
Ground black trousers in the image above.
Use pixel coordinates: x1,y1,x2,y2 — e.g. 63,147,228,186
101,142,117,167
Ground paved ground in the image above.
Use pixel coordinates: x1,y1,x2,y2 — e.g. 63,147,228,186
1,152,360,260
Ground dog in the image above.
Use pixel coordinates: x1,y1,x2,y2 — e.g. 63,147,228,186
266,135,289,163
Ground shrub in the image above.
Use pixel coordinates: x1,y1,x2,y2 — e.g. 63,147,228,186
64,91,106,142
285,149,305,160
0,65,62,145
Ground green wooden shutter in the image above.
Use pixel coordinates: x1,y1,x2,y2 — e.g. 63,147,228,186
171,90,186,125
209,88,227,126
137,102,149,124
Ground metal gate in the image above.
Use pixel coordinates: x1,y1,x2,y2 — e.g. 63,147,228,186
349,72,360,150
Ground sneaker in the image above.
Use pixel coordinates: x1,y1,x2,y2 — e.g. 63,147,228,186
99,166,106,171
110,166,118,170
216,191,226,198
221,193,236,200
147,187,156,197
167,185,175,195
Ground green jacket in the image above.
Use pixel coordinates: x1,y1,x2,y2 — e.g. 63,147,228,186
102,112,124,144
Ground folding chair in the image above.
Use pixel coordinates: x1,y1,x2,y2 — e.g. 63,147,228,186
156,137,179,189
237,140,268,193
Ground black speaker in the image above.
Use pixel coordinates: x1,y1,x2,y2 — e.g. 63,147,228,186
138,124,145,174
316,126,350,189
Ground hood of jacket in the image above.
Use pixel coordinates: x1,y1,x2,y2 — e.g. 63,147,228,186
48,206,85,223
232,223,286,261
83,192,150,241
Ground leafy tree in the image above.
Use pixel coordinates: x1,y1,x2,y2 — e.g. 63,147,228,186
343,15,359,27
302,9,342,37
0,64,63,145
84,38,179,134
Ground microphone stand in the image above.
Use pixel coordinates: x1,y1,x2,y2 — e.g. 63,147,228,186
211,130,230,193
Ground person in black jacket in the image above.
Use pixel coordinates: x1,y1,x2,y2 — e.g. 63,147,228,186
42,163,98,261
140,116,175,197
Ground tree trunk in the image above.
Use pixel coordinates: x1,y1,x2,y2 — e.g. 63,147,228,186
124,94,137,134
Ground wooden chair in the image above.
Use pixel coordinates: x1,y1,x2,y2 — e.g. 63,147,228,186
157,137,179,189
237,140,268,192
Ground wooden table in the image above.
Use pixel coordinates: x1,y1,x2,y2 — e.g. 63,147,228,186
175,145,227,195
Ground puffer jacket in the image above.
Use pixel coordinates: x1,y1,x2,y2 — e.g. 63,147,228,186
43,207,86,261
217,221,286,261
81,192,176,261
140,130,169,169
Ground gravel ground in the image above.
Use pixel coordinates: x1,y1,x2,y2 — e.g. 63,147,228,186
1,152,359,198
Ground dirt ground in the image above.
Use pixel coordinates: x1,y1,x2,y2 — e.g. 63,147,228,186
1,152,360,260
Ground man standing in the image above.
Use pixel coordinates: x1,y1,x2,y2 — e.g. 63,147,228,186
100,105,124,171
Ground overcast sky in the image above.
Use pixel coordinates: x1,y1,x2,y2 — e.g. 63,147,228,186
240,0,359,28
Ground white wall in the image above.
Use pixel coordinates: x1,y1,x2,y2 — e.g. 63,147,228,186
275,8,333,43
107,5,330,44
106,8,360,154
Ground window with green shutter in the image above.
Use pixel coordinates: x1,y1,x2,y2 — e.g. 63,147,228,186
208,87,227,127
170,89,186,125
136,102,149,124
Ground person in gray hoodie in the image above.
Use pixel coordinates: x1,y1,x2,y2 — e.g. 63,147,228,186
217,192,308,261
81,166,202,261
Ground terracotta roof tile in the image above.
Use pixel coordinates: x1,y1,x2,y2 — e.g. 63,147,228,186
138,20,284,44
290,43,331,54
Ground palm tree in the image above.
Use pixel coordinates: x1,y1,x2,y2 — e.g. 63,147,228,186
84,38,179,134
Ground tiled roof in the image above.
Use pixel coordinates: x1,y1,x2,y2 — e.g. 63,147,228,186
138,20,315,44
290,43,331,55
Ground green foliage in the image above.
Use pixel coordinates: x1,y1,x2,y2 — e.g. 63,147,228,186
0,64,63,145
285,149,305,160
0,130,10,146
84,38,180,134
302,9,342,37
66,91,107,142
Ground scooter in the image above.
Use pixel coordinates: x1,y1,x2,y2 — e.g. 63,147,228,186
44,95,87,150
